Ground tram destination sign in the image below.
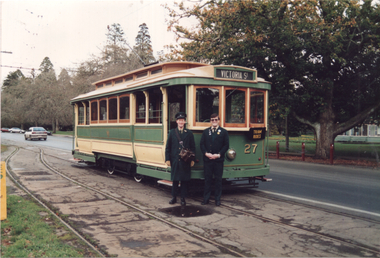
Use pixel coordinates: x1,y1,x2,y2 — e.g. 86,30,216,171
216,68,255,81
248,127,266,141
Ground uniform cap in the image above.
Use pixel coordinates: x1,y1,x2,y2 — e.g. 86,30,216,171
175,112,186,120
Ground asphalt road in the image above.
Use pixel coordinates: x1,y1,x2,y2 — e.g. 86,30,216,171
1,131,73,150
2,132,379,218
259,159,380,217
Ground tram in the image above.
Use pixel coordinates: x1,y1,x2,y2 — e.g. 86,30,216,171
71,62,271,187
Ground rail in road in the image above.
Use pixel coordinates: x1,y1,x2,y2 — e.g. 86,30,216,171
4,145,380,257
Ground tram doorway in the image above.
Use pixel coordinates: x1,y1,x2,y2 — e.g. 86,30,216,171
167,85,186,130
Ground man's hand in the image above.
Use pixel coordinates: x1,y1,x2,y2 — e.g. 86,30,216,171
206,153,218,160
166,161,171,166
191,161,195,167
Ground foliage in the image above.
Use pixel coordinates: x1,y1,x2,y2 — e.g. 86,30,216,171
2,70,25,93
134,23,156,65
165,0,380,158
1,22,157,130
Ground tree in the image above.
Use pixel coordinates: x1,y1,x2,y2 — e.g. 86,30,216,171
2,69,25,93
134,23,156,64
104,23,129,66
166,0,380,159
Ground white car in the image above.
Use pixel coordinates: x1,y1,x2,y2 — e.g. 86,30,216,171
24,127,47,141
9,127,24,133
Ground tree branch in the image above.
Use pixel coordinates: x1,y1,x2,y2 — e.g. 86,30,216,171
334,101,380,136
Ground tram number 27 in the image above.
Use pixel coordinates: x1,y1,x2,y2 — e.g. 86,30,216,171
244,144,258,154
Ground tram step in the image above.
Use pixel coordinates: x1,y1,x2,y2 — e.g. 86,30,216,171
157,180,180,186
254,176,272,182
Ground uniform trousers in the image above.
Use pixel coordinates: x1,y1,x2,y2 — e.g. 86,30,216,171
172,180,189,198
203,161,224,202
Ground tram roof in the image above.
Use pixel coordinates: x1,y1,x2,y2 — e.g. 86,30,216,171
71,61,271,103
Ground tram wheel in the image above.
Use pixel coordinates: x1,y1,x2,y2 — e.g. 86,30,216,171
107,166,115,175
134,174,144,183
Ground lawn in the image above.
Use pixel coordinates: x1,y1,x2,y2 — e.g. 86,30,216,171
1,195,101,257
268,135,380,160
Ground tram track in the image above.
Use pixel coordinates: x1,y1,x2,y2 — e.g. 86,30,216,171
4,147,105,257
43,149,380,256
7,146,380,257
7,147,248,257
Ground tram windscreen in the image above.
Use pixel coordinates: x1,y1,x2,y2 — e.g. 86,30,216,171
196,88,219,122
225,89,245,124
250,91,264,123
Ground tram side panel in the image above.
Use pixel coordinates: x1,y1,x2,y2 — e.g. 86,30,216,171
190,130,269,180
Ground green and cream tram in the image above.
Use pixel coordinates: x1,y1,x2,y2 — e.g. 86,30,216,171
71,62,271,186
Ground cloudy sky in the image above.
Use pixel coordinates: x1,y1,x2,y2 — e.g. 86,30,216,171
1,0,183,83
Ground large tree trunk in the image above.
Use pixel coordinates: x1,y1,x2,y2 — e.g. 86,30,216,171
285,115,289,152
55,119,59,133
295,100,380,160
52,119,56,133
314,111,335,159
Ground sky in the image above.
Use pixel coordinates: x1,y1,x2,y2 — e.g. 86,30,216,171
0,0,183,84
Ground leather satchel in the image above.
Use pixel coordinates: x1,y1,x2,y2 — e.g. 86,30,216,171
175,129,195,163
179,147,195,163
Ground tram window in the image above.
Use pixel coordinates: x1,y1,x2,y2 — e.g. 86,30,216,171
85,102,90,125
250,91,264,124
109,98,117,121
149,88,162,124
91,101,98,122
196,87,219,123
78,103,84,125
225,89,246,125
119,95,130,122
151,68,162,75
135,91,146,123
99,99,107,121
136,72,147,79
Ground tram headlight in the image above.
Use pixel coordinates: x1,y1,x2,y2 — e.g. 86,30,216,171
226,148,236,160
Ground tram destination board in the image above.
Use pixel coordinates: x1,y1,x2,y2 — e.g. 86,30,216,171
248,127,266,140
216,68,255,81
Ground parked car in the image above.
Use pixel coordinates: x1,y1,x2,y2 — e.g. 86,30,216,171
9,127,24,133
42,128,52,135
1,128,9,132
24,127,47,141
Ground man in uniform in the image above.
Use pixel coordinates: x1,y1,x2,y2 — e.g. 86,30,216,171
165,112,195,206
200,113,229,206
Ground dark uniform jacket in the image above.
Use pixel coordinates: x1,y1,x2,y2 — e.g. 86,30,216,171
200,126,229,163
165,128,196,181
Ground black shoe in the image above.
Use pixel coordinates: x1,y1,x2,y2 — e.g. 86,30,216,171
201,200,209,205
169,197,177,204
181,198,186,206
215,200,221,206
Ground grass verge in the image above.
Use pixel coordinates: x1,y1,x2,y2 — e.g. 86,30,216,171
1,195,101,257
269,135,380,160
1,145,8,153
